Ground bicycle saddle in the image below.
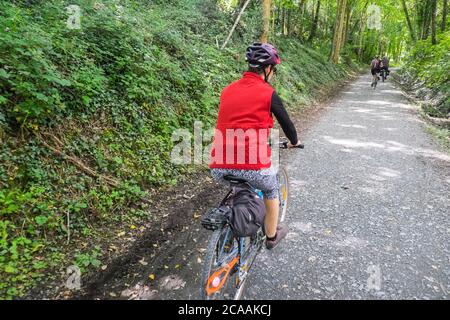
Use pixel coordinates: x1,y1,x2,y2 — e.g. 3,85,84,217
223,175,249,184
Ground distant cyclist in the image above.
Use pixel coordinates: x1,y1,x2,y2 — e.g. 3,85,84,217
209,42,302,250
381,56,389,76
370,56,380,88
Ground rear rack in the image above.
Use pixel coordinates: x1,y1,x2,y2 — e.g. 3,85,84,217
201,206,231,231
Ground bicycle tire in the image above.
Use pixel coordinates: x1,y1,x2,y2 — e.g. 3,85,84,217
278,167,289,223
199,226,241,300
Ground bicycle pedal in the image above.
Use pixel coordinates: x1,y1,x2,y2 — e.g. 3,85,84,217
201,206,231,231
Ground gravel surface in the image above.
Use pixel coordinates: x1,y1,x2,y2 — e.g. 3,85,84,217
242,72,450,300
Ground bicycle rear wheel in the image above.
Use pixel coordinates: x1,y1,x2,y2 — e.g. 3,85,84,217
200,226,248,300
277,167,289,223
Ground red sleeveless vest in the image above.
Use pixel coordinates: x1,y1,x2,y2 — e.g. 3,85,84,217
209,72,274,170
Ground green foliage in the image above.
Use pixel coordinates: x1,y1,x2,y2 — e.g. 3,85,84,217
0,0,353,298
74,246,102,272
400,31,450,117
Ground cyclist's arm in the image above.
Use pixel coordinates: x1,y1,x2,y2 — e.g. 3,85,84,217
270,92,298,145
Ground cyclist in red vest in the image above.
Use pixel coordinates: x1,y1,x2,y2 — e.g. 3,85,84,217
209,42,302,250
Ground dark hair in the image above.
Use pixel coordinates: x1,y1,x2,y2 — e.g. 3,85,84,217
248,65,265,74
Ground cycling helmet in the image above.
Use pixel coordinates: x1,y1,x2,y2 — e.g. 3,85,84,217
245,42,281,68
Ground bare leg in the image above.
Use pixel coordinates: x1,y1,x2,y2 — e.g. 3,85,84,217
264,198,279,238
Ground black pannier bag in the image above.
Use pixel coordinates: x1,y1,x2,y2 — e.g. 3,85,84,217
229,185,266,237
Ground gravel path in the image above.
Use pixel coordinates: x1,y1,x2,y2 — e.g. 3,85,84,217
242,72,450,300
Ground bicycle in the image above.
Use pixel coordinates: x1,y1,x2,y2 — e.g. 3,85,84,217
380,68,387,82
199,139,303,300
371,72,379,89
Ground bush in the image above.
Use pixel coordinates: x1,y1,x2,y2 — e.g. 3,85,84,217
400,32,450,117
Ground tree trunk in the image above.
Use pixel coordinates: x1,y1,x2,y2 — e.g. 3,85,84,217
283,7,288,35
421,0,433,40
349,0,369,39
340,2,351,51
401,0,416,41
271,3,275,40
330,0,347,63
298,0,307,42
221,0,252,49
431,0,437,44
261,0,271,42
308,0,321,42
442,0,448,31
287,7,291,35
357,16,365,61
417,0,426,39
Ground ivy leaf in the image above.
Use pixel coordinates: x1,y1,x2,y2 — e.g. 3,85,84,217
82,96,90,105
32,261,47,270
0,68,9,79
34,215,48,226
91,259,101,268
4,264,17,274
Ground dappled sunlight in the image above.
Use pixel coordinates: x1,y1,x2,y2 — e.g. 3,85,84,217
352,107,376,113
358,167,403,196
289,179,308,188
343,99,416,111
378,115,396,121
385,140,408,148
366,100,392,106
321,135,450,163
381,89,403,95
323,136,385,149
367,174,387,182
378,167,401,178
339,124,367,129
395,102,416,110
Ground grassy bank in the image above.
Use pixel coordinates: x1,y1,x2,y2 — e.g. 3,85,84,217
398,31,450,119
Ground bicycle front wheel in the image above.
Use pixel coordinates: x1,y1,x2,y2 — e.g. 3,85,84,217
277,167,289,223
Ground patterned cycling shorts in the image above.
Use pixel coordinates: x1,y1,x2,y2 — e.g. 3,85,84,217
210,167,279,199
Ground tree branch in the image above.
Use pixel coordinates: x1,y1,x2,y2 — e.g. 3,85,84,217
221,0,252,49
